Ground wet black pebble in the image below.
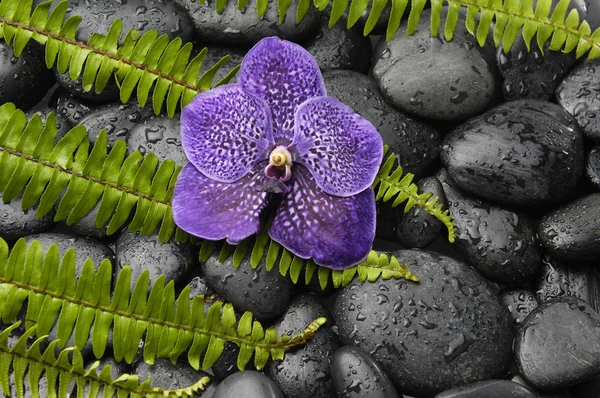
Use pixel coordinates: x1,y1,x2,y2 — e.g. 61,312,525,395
441,99,584,207
396,177,447,248
26,106,72,141
515,299,600,390
556,59,600,142
500,289,540,327
538,193,600,262
437,169,542,286
330,345,401,398
115,230,196,291
202,252,294,321
497,37,576,101
134,358,218,396
305,15,372,73
50,89,97,126
0,196,55,242
435,379,537,397
53,69,121,104
126,114,187,165
212,370,283,398
333,250,513,397
24,231,114,267
175,0,320,46
0,41,54,110
265,293,338,398
372,8,498,121
587,147,600,189
323,70,440,178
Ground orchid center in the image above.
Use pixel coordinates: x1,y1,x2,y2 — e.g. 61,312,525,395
265,145,292,182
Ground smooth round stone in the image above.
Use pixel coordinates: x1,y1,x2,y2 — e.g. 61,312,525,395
50,89,97,126
323,70,440,178
587,147,600,189
0,41,54,110
435,380,537,398
497,37,576,101
176,0,320,46
437,169,542,286
62,201,111,240
115,230,196,291
265,293,338,398
134,358,218,396
556,59,600,142
305,16,372,73
500,289,540,327
202,252,294,321
0,196,56,242
331,346,401,398
372,8,498,121
333,250,513,397
396,177,447,248
535,255,600,311
441,100,584,207
212,371,283,398
53,69,121,104
126,114,187,165
64,0,194,43
538,193,600,262
515,299,600,390
24,232,115,268
26,106,72,141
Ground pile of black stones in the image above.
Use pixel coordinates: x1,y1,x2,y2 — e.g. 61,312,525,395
1,0,600,396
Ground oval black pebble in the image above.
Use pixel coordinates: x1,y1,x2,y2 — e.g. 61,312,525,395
265,293,338,398
500,289,540,327
333,250,513,397
134,358,218,396
556,59,600,142
53,69,121,104
50,89,97,126
441,99,584,207
0,196,55,242
126,114,187,165
396,177,447,248
586,147,600,190
515,299,600,390
0,41,54,110
434,379,537,398
202,252,294,321
24,232,115,267
538,193,600,262
437,169,542,286
331,346,401,398
212,371,283,398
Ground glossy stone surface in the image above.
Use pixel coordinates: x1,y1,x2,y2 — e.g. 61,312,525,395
0,196,55,242
134,358,218,395
587,147,600,189
126,114,187,165
435,379,537,397
212,371,284,398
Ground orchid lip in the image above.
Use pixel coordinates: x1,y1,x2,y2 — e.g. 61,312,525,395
265,145,293,182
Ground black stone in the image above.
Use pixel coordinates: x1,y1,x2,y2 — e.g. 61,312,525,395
126,114,187,165
333,250,513,397
0,41,54,110
441,100,584,207
211,341,253,381
0,196,56,242
265,293,338,398
192,44,246,85
50,89,97,126
538,193,600,262
134,358,218,396
212,371,283,398
23,232,115,267
437,169,542,286
396,177,447,248
515,299,600,390
587,147,600,190
323,70,440,178
26,106,72,141
500,289,540,327
330,345,401,398
202,251,294,321
175,0,320,47
556,59,600,142
372,8,498,121
53,69,121,104
434,379,537,398
71,356,132,397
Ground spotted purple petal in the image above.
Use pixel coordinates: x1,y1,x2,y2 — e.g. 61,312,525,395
180,84,275,183
291,96,384,197
173,163,270,244
269,165,376,269
238,37,326,144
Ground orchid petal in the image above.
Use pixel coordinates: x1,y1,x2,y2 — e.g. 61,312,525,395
173,163,270,244
238,37,326,144
181,84,274,183
292,96,384,197
269,165,376,269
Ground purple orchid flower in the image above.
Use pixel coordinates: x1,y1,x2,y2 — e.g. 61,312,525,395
172,37,383,269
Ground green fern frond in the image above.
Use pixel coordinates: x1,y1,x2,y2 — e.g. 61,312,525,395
0,102,187,242
0,322,212,398
0,0,239,117
373,145,456,243
202,0,600,58
199,233,420,290
0,238,326,372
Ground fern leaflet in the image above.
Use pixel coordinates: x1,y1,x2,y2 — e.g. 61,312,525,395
0,322,212,398
0,238,326,372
